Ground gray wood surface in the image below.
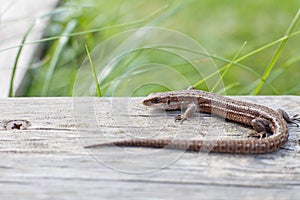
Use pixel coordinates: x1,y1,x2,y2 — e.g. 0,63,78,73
0,96,299,199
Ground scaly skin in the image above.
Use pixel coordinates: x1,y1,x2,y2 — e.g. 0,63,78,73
86,90,299,154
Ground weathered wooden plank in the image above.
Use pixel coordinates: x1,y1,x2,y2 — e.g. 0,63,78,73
0,97,299,199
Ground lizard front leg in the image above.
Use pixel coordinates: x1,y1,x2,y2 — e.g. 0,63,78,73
174,86,197,123
175,103,197,124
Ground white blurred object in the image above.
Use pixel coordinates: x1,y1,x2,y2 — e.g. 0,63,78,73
0,0,59,97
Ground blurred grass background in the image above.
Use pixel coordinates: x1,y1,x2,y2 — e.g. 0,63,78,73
18,0,300,96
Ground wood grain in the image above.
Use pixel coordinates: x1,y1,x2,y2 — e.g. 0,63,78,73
0,97,299,199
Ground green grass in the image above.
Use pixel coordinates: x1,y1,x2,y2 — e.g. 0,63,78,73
4,0,300,96
85,44,101,97
253,9,300,95
8,22,35,97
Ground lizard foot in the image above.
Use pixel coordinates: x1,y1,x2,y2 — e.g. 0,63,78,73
248,131,268,140
174,103,197,124
278,109,300,127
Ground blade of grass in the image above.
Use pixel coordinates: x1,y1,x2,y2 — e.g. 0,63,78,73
0,5,168,53
285,84,300,94
193,27,300,93
157,45,260,78
211,41,247,93
253,8,300,95
8,22,35,97
158,45,272,91
139,45,283,93
99,49,146,89
41,20,77,96
85,44,101,97
192,33,295,91
283,53,300,68
147,0,195,26
216,82,240,94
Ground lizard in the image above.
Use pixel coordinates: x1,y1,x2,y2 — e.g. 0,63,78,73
85,88,299,154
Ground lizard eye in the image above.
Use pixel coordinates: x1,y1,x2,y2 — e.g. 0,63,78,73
151,98,160,104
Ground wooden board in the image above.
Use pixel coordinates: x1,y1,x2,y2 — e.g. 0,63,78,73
0,96,299,199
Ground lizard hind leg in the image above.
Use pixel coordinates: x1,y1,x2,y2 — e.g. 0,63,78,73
278,109,300,127
249,118,271,139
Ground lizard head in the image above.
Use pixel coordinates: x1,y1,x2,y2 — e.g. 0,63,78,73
142,92,168,106
142,92,180,110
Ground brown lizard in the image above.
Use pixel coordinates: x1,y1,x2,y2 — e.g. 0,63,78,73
85,89,299,154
